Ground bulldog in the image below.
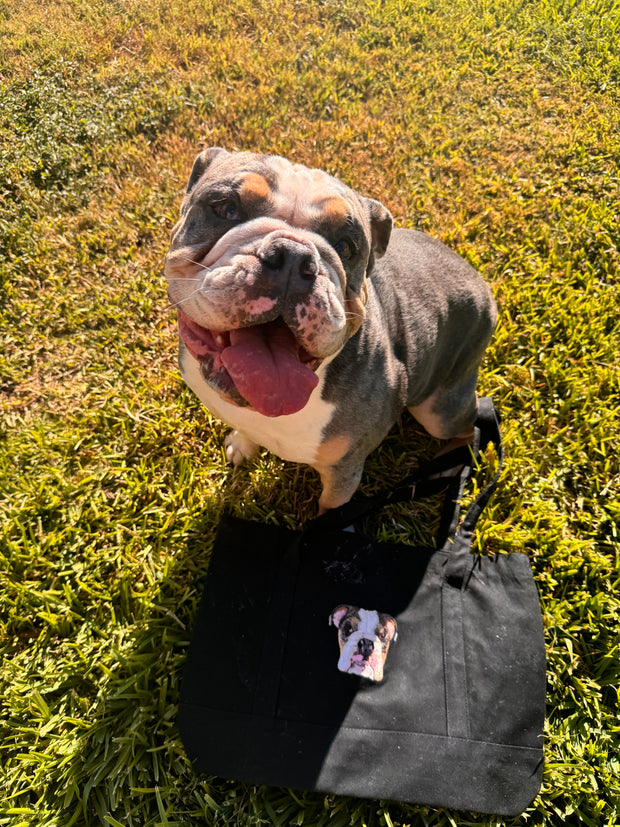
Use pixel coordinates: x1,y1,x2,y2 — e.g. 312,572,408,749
164,148,497,512
329,605,398,682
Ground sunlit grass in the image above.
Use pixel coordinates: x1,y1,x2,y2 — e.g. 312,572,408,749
1,0,619,824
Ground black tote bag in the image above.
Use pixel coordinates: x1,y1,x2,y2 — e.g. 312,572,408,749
178,399,546,816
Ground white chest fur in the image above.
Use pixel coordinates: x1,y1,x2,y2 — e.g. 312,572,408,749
180,348,338,465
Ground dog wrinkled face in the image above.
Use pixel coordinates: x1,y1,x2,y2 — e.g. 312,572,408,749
164,148,392,417
329,605,398,682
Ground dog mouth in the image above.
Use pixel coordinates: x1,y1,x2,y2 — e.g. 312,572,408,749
177,310,322,417
348,656,378,677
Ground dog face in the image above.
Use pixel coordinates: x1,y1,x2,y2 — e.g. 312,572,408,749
164,148,392,417
329,605,398,682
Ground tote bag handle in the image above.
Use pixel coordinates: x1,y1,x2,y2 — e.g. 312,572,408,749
304,397,503,542
454,396,504,539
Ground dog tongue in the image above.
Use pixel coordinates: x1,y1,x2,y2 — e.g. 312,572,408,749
221,323,319,417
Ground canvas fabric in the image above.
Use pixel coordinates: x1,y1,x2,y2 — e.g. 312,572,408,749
178,399,546,816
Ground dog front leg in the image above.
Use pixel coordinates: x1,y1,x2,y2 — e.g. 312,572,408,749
224,429,259,466
313,456,365,514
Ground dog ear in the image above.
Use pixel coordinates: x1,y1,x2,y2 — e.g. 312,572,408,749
384,615,398,643
185,147,228,195
365,198,393,258
329,605,350,627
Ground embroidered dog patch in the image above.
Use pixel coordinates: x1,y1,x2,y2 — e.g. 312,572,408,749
329,605,398,682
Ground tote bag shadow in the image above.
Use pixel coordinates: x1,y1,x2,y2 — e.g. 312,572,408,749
178,399,546,816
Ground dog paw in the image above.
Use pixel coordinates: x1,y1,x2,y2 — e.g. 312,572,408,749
224,431,259,467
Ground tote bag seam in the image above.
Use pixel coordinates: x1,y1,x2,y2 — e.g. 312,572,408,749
178,702,542,753
441,583,471,740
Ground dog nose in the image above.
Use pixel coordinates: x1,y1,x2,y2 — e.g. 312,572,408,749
358,638,374,659
258,238,318,280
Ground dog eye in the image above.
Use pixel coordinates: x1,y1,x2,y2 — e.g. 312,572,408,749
342,621,352,636
213,201,241,221
333,237,356,261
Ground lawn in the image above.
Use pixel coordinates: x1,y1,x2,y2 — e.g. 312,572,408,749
1,0,619,824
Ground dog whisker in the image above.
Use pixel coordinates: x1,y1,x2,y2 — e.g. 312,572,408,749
193,261,214,273
175,256,214,273
163,286,203,312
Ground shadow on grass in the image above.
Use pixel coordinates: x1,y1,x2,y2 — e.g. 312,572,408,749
37,414,513,827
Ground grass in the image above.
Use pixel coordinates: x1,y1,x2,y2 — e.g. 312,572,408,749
0,0,619,824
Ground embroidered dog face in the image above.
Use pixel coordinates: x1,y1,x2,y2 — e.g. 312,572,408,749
329,605,398,682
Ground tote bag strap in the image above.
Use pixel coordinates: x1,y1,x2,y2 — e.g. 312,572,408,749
438,398,504,590
304,397,502,540
451,396,504,540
